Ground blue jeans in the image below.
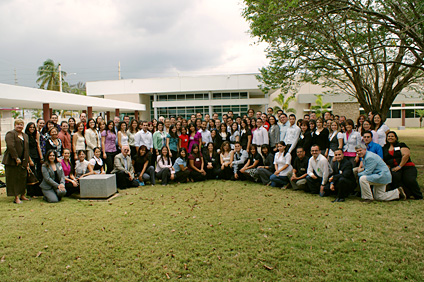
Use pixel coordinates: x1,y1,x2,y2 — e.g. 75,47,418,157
270,174,289,187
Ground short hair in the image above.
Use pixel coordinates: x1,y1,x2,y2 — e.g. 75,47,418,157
355,144,367,150
289,114,296,119
296,147,304,152
311,144,320,150
362,130,373,137
14,119,24,125
60,121,68,126
280,113,288,118
277,141,286,146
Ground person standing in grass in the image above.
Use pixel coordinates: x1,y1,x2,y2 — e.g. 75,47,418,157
101,120,118,174
166,125,179,164
2,119,31,204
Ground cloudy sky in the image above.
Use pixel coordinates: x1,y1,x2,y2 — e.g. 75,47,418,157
0,0,267,88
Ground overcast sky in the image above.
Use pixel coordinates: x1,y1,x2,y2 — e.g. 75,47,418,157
0,0,267,88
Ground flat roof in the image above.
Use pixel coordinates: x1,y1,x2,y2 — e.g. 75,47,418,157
0,83,145,112
86,73,263,96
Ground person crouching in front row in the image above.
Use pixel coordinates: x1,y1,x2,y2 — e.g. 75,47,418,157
40,150,66,203
111,145,139,189
326,149,356,202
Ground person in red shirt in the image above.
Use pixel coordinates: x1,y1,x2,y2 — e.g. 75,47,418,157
178,126,189,150
261,113,270,131
58,121,72,151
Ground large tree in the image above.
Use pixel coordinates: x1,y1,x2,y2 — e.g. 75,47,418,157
36,59,67,91
243,0,424,120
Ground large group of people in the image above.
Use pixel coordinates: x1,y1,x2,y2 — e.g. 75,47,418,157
2,108,422,204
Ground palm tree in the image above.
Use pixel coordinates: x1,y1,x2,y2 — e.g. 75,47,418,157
36,59,67,91
415,109,424,128
272,93,296,113
311,95,331,117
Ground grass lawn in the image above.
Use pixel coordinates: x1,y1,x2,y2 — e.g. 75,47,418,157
0,129,423,281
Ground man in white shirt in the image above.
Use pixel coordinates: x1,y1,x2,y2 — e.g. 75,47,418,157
134,121,153,153
306,144,330,196
278,113,289,141
199,120,212,147
252,118,269,147
284,114,301,155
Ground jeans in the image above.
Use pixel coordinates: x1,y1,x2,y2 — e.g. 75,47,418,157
270,174,289,187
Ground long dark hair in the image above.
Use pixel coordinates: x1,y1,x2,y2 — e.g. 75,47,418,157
136,145,150,164
159,146,171,165
44,149,59,165
169,124,178,139
191,143,202,158
25,122,37,139
177,147,188,162
106,120,115,134
42,120,55,135
87,118,96,130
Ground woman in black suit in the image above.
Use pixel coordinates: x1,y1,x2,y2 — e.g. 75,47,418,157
296,120,312,158
203,142,220,179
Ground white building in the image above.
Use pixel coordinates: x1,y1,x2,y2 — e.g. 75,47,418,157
86,74,424,127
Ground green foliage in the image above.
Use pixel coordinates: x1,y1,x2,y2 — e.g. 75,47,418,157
243,0,424,120
272,93,297,113
31,109,43,119
11,110,22,119
415,109,424,127
311,95,331,117
36,59,67,91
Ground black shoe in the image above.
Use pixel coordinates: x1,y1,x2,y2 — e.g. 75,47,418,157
332,198,339,203
337,198,345,202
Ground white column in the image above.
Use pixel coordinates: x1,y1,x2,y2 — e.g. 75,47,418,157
208,91,213,116
153,94,158,119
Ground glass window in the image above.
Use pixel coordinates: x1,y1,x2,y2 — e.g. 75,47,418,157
391,110,401,119
186,94,194,100
176,94,185,100
222,93,231,99
405,109,415,118
168,95,176,101
392,104,401,107
240,92,248,99
213,93,221,99
158,95,167,101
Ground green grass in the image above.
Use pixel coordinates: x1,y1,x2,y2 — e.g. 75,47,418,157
0,128,423,281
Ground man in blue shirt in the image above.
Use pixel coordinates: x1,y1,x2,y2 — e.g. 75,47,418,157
362,131,383,158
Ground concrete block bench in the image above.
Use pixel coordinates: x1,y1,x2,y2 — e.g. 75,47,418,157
79,174,117,199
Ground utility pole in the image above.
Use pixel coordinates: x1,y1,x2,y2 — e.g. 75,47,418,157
118,61,121,80
59,64,62,92
14,68,18,85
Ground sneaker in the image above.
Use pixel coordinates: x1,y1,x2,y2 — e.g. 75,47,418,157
137,180,145,186
398,187,406,200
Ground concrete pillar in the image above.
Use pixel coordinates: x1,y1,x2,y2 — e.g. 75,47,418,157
106,111,110,121
49,108,53,119
87,107,93,119
43,103,50,122
153,94,158,120
115,109,120,118
401,103,405,126
134,110,139,120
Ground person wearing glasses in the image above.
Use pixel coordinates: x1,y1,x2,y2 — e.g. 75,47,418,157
111,145,139,189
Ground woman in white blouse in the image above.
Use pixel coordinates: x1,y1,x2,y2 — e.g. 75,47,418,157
117,121,129,150
85,118,101,160
342,119,361,166
269,141,293,188
88,147,105,175
373,113,390,146
155,146,175,186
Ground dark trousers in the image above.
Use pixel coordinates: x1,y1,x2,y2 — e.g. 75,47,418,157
270,174,289,187
391,166,423,199
65,182,80,197
333,177,355,199
218,166,233,180
205,168,220,180
170,150,178,165
115,171,139,189
306,174,323,194
156,168,171,185
190,170,206,182
175,170,190,183
255,168,273,185
105,151,118,174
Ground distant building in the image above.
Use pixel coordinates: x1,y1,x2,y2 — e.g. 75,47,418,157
86,74,423,127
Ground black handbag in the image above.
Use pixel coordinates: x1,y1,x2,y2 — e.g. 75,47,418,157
27,168,39,185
